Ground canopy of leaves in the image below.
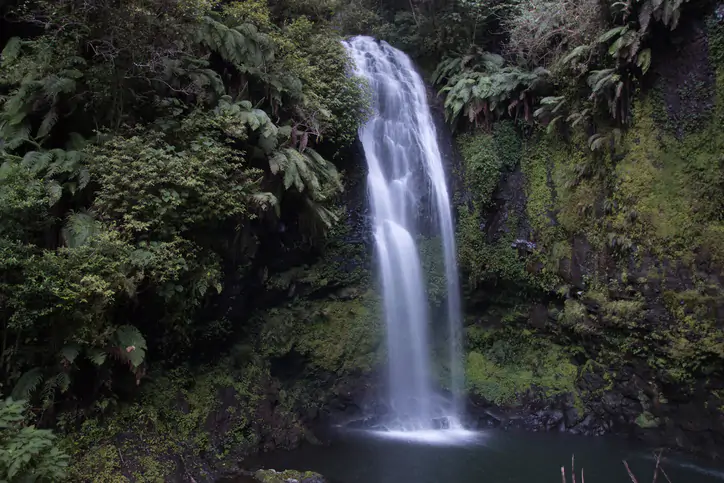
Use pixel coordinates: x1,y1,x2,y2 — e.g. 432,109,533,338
0,0,368,444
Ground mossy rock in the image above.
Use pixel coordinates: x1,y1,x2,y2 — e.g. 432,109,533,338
254,469,326,483
260,291,383,374
635,411,660,429
464,326,580,407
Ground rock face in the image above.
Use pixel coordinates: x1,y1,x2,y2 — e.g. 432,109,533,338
455,8,724,459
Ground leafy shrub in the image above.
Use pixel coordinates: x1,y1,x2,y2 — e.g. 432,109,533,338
0,398,69,482
504,0,605,68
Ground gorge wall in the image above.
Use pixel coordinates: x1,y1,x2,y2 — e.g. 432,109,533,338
456,9,724,458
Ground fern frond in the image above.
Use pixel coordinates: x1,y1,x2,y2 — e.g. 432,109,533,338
561,45,592,66
250,191,277,210
37,109,58,139
11,368,44,401
62,212,100,248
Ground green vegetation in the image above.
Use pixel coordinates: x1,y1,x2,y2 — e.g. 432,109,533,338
0,398,69,482
254,469,324,483
465,326,578,406
2,0,724,477
0,0,374,478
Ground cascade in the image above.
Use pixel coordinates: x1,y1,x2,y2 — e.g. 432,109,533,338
343,36,466,436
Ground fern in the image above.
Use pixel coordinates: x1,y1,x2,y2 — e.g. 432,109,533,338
37,108,58,139
62,212,100,248
0,398,69,482
196,16,274,71
636,48,652,74
10,368,44,401
440,58,549,126
560,44,592,66
0,36,85,151
86,348,107,366
269,147,341,199
21,148,89,195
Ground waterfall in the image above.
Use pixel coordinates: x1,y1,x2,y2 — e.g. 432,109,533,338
344,36,465,433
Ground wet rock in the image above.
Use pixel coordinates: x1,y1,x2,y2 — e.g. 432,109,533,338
253,469,326,483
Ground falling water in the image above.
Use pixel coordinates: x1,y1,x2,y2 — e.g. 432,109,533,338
344,36,465,434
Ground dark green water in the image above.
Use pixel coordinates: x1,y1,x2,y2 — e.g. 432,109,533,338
252,429,724,483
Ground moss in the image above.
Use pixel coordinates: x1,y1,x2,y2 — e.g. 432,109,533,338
254,469,324,483
465,326,579,406
517,48,724,385
635,411,660,429
66,360,270,480
520,134,561,245
457,206,532,289
68,443,128,483
457,120,521,210
520,134,579,275
260,291,383,374
558,299,597,335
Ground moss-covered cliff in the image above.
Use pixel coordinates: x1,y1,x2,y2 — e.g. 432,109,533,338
456,10,724,457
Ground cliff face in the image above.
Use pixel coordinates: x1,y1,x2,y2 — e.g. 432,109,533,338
457,9,724,458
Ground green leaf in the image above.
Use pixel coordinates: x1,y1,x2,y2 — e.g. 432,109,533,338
11,368,44,401
597,26,627,44
637,48,652,74
37,109,58,139
115,325,147,368
60,344,80,364
87,348,107,366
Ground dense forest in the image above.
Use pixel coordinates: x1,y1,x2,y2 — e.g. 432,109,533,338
1,0,724,480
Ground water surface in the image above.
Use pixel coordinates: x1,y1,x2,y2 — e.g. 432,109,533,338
253,429,724,483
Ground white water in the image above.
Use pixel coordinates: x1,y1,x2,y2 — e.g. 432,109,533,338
344,36,466,438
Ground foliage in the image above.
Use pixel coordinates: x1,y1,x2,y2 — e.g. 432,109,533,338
434,51,551,127
504,0,605,68
416,0,691,130
0,0,368,444
456,121,520,209
0,398,69,482
259,292,383,374
465,326,579,406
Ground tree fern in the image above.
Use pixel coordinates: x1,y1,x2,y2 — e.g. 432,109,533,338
0,36,85,151
440,60,549,125
196,16,274,71
268,147,342,199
